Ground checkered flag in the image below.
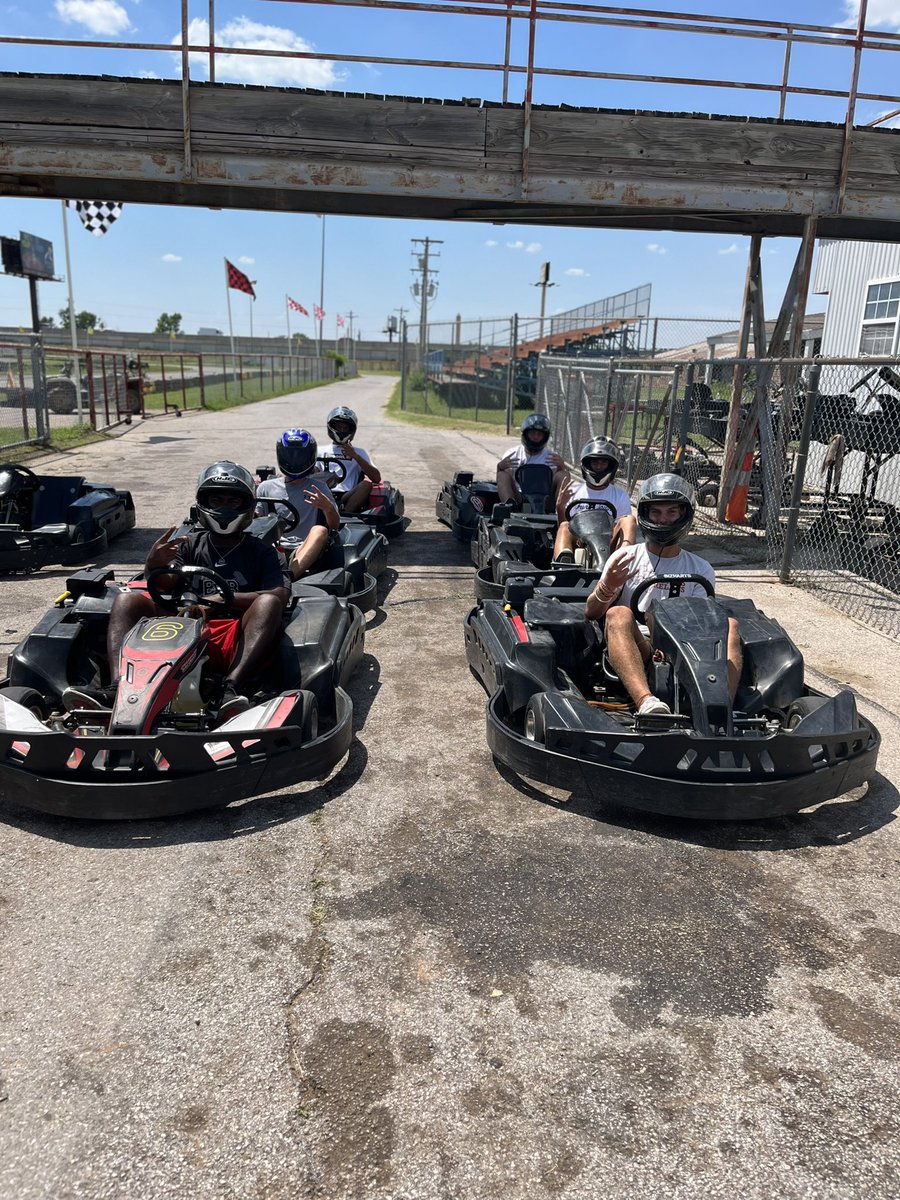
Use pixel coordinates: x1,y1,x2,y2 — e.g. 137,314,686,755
226,259,256,298
66,200,123,237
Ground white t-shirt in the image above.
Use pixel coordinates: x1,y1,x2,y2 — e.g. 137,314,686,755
317,443,373,493
499,444,557,471
256,473,336,542
566,480,632,521
617,543,716,614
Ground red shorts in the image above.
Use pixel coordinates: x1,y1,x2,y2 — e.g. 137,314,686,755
206,618,243,672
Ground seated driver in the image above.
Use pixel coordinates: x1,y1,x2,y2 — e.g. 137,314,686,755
63,462,290,721
552,437,636,565
256,429,340,580
584,473,741,717
496,413,567,507
320,406,382,513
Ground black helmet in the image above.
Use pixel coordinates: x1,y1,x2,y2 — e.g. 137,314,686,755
521,412,550,454
196,461,256,537
327,406,358,444
579,437,620,488
636,473,696,548
276,429,318,479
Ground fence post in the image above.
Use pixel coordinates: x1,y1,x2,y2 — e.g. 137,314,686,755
662,365,681,470
475,319,482,423
15,346,30,440
505,313,518,436
673,364,695,473
779,364,820,583
399,320,408,411
30,336,48,443
179,355,187,411
601,358,614,436
198,354,206,407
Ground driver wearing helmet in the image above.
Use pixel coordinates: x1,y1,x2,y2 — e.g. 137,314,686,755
320,406,382,513
496,413,567,506
63,462,290,722
552,437,636,565
256,429,340,580
584,473,741,717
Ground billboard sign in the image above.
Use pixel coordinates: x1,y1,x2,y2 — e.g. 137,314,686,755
19,231,55,279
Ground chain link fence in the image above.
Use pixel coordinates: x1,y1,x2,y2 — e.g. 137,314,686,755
0,336,344,451
537,354,900,639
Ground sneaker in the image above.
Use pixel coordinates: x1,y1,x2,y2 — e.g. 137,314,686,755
217,683,251,723
62,681,119,711
637,695,671,717
552,550,576,566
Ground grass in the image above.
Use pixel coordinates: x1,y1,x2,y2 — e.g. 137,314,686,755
385,378,524,434
0,422,110,456
142,373,337,414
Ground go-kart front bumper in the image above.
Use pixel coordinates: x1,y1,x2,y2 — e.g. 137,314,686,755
0,689,354,820
485,693,880,821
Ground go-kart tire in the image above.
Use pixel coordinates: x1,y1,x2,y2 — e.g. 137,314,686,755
524,695,546,744
124,386,142,414
1,686,48,719
785,696,829,728
295,689,319,741
697,484,719,508
47,383,77,415
474,566,503,601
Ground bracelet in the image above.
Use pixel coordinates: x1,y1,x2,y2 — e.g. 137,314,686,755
593,580,616,602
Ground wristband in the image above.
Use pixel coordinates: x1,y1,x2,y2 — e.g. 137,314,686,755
593,580,616,602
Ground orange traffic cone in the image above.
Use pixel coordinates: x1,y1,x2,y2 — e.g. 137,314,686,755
726,450,754,523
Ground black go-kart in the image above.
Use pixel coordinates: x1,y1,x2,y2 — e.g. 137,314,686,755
465,573,880,821
258,459,406,541
245,491,389,615
436,471,501,541
0,563,365,819
0,462,136,573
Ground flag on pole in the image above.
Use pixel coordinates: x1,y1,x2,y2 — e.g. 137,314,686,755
314,304,325,321
226,259,256,298
66,200,123,237
336,314,346,328
287,296,308,315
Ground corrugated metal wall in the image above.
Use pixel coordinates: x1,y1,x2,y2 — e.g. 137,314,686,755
814,240,900,357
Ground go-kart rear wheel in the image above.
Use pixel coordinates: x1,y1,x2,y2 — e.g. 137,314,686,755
524,695,545,743
295,689,319,741
2,686,48,719
785,696,829,728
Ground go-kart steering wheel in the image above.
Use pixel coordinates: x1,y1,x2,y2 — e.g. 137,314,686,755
629,573,715,619
0,463,38,484
146,565,235,613
564,497,618,523
315,455,348,484
255,496,301,533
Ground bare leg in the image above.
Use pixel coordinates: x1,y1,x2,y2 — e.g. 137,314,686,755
227,593,284,689
289,526,329,579
496,468,519,505
605,605,653,708
107,591,159,676
727,616,743,700
552,520,575,559
342,479,373,513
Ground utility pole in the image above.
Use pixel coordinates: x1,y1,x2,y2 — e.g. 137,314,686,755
345,310,357,361
534,262,557,341
411,237,441,366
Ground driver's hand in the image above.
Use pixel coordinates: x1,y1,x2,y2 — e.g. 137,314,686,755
599,544,636,594
497,453,516,472
324,473,341,488
303,483,333,511
548,452,565,470
146,525,188,571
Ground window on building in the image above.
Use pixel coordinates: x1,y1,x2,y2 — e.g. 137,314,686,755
859,279,900,354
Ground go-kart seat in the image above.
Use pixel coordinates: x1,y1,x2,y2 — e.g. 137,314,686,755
30,476,85,530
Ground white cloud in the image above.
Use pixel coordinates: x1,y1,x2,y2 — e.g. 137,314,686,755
55,0,131,35
842,1,900,30
138,70,160,79
238,255,255,265
525,242,542,254
718,244,739,256
506,240,525,250
177,17,344,87
647,243,668,255
161,253,182,262
484,239,498,248
564,267,589,277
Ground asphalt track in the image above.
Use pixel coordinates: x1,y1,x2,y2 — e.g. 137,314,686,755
1,376,899,1200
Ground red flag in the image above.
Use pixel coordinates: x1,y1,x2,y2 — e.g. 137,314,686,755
226,259,256,298
314,304,325,321
336,314,346,328
287,296,308,315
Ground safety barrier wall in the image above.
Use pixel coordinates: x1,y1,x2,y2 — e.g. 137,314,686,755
537,354,900,639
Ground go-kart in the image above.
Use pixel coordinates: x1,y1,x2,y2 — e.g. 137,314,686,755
315,455,406,539
0,563,365,819
0,462,136,573
464,573,880,820
252,493,388,615
436,471,501,541
473,491,620,601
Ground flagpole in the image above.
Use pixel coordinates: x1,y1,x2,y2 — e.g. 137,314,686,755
224,259,236,366
285,293,290,347
317,214,325,359
60,201,78,353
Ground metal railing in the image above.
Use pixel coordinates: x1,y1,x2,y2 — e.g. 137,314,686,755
537,353,900,639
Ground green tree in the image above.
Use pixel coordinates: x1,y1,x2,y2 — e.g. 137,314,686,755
40,315,56,329
155,312,183,335
59,309,104,331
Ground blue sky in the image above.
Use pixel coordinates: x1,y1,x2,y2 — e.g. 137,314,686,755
1,0,899,340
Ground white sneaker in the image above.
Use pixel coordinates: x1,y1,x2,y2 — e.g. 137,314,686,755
638,696,671,716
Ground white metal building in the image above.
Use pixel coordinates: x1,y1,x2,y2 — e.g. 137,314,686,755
814,240,900,358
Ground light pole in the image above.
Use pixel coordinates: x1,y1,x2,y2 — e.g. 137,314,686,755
317,215,326,358
534,262,557,341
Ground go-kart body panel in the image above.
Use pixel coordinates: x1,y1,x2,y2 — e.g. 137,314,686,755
464,586,880,820
436,472,500,541
0,567,365,819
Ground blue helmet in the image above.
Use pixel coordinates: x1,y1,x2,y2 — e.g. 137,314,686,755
276,429,318,479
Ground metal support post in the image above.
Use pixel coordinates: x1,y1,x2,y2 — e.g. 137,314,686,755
399,320,408,411
780,365,820,583
505,314,518,436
